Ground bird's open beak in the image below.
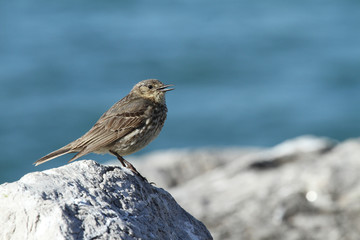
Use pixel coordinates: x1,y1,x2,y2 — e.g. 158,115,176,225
158,84,175,92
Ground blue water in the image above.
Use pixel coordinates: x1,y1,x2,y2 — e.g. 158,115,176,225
1,0,360,183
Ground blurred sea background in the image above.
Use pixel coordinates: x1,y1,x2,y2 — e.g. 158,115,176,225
1,0,360,184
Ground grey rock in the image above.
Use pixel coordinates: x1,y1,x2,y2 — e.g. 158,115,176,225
129,135,360,240
0,160,212,240
168,136,360,240
108,148,261,188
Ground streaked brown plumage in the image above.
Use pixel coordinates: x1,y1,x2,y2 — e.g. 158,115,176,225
34,79,174,180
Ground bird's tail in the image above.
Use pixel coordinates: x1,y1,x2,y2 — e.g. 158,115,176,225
34,146,73,166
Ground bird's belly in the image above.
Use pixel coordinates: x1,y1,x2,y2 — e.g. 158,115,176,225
110,120,164,156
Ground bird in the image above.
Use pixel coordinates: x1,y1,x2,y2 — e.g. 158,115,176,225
34,79,174,181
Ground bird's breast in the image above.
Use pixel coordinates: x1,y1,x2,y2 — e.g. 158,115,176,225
110,105,167,156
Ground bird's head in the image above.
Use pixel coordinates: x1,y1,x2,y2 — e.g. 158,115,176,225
131,79,174,104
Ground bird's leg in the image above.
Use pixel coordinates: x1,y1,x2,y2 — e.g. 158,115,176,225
110,150,148,182
110,150,127,167
121,157,149,182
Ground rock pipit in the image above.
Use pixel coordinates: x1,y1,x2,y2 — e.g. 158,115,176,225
35,79,174,181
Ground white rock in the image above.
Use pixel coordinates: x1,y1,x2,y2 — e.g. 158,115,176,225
0,160,212,240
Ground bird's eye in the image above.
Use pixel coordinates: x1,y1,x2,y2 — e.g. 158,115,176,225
148,85,153,89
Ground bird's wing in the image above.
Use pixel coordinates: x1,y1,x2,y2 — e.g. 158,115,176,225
68,98,151,161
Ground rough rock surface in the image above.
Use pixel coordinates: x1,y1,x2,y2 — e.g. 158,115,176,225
122,135,360,240
0,161,212,240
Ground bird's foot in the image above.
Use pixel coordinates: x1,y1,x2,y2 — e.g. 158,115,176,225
123,160,149,183
110,151,149,182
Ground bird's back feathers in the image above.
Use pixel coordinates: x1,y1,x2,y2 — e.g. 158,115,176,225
34,96,158,165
